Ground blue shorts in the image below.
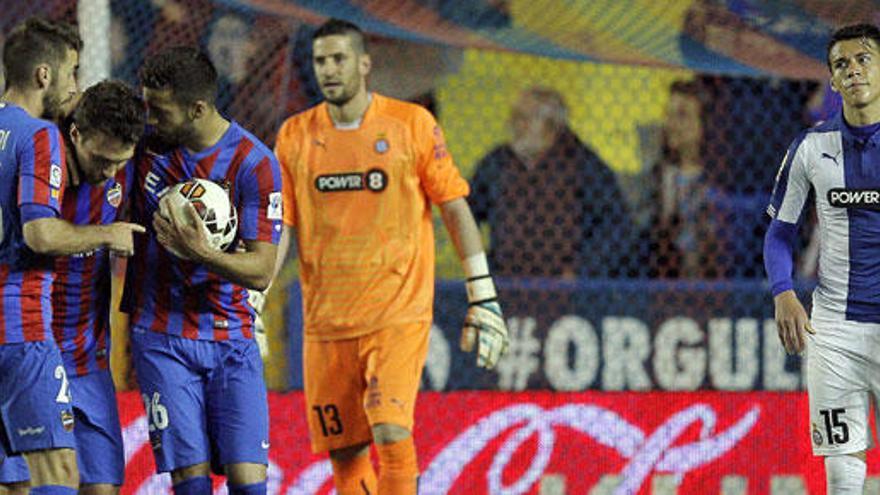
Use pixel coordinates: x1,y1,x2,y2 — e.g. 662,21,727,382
130,329,269,474
71,370,124,485
0,341,76,454
0,455,28,483
0,369,123,486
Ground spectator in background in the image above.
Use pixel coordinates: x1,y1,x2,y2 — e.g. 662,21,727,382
470,86,632,278
644,80,723,278
207,13,256,110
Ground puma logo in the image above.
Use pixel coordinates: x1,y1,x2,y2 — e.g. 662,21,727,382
821,151,840,166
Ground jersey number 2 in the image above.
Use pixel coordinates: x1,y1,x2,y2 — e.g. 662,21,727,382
54,365,70,404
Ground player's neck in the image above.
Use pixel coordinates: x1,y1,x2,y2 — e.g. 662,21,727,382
328,90,371,126
63,134,81,187
0,88,44,119
185,110,230,153
843,103,880,127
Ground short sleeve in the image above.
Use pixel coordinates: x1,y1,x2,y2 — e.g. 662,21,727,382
18,126,66,223
274,121,298,227
238,153,284,244
414,108,469,205
767,133,810,225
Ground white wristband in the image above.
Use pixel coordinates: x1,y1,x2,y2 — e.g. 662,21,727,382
463,252,490,279
466,276,497,303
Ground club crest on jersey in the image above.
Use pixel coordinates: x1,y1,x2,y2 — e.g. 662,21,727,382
315,169,387,193
49,163,62,188
106,182,123,208
61,409,74,432
374,137,389,154
828,188,880,210
812,423,823,446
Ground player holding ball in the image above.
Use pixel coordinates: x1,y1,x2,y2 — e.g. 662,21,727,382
121,47,282,495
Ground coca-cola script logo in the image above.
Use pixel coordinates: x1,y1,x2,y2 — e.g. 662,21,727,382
122,401,759,494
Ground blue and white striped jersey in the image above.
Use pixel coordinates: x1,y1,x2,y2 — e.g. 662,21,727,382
769,112,880,322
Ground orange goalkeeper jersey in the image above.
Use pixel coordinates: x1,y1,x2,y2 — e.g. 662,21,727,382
275,94,469,341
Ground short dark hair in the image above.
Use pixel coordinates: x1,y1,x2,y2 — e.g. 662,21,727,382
140,46,218,105
73,80,146,146
826,23,880,69
2,17,82,89
312,18,367,53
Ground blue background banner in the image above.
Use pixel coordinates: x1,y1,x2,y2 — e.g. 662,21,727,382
287,280,810,392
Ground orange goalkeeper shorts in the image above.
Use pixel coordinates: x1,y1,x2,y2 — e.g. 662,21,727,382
303,321,430,453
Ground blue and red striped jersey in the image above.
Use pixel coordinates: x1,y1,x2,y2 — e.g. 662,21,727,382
0,103,67,344
122,122,282,340
53,163,132,375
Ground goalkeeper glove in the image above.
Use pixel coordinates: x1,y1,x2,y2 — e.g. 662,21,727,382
247,289,269,359
461,275,509,369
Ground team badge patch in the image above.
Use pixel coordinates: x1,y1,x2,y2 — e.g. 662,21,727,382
106,183,123,208
49,163,62,188
61,409,74,432
812,423,823,446
267,192,283,220
374,138,389,154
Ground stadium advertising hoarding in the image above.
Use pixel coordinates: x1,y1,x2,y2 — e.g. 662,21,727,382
288,281,807,392
119,391,870,494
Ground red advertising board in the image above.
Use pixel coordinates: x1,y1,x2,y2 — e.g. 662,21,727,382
119,391,835,494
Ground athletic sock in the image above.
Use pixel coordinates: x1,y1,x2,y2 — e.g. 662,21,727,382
228,480,267,495
331,451,378,495
173,476,212,495
29,487,77,495
376,437,419,495
825,455,866,495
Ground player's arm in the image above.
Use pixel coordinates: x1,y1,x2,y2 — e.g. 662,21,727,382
19,127,144,256
440,197,508,369
201,239,277,291
272,125,297,288
765,134,814,354
153,202,276,290
765,219,813,354
23,218,145,257
265,224,294,284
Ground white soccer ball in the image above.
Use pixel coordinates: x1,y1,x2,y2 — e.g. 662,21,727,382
159,178,238,259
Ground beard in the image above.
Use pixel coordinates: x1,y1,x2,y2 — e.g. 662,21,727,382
154,122,195,150
41,90,67,122
322,82,357,106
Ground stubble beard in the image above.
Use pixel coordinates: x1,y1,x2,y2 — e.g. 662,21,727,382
42,90,67,122
323,84,356,107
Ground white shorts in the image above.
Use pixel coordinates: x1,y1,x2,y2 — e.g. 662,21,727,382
806,310,880,456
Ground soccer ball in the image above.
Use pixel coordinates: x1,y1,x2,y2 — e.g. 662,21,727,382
159,178,238,259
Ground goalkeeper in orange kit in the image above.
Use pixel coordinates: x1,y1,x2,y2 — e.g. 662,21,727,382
273,18,509,495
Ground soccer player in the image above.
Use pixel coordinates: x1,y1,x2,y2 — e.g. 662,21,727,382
0,18,144,495
766,23,880,494
121,47,282,495
274,19,509,494
0,80,145,495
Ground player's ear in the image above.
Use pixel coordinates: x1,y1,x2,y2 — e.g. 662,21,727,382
35,64,51,91
359,53,371,77
830,78,840,94
190,100,208,120
69,123,81,145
